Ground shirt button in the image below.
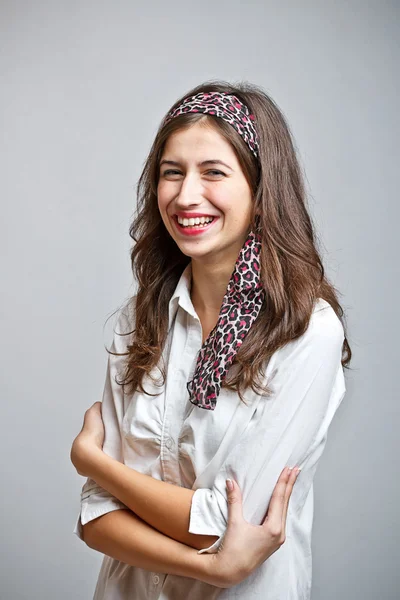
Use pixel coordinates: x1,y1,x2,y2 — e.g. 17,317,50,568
153,575,160,584
165,438,173,450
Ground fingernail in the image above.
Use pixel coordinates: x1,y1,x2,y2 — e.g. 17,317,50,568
295,468,302,476
226,478,233,491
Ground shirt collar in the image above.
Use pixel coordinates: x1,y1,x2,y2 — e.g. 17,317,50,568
168,262,198,327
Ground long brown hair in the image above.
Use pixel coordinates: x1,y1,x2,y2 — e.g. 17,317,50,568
109,79,352,402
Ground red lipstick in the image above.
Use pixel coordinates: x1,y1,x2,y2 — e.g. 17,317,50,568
173,215,219,237
174,211,218,218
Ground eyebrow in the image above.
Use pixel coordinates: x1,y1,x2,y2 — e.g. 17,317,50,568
159,159,233,171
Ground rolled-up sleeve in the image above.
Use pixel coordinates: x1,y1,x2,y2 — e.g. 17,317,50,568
188,303,346,554
73,307,134,542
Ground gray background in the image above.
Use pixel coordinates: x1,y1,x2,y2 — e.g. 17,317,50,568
1,1,398,598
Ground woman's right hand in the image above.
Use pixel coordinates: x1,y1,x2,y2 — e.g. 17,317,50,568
208,466,301,589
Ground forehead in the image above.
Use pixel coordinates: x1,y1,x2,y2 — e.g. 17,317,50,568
161,122,236,159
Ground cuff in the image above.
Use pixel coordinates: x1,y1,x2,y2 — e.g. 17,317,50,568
73,483,128,542
197,535,224,555
188,488,226,554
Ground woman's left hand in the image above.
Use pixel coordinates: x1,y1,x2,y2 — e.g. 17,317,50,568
70,402,105,477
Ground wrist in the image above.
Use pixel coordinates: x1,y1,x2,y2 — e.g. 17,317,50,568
73,438,104,478
205,546,251,588
190,552,233,589
84,445,106,478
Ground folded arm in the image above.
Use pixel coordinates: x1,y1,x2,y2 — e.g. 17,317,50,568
72,306,218,562
80,446,219,550
80,303,346,557
73,301,345,576
80,508,227,587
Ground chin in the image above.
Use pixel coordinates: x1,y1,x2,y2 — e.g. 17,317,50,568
176,241,216,261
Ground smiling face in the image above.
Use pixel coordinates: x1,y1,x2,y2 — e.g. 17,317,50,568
157,121,254,266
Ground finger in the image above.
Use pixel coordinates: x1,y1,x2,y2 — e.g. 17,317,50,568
262,467,291,533
281,468,300,531
225,478,244,525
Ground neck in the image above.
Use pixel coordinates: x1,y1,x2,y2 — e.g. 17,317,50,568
190,260,234,316
190,236,248,315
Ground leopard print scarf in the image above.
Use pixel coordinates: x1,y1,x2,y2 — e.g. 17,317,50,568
187,230,265,410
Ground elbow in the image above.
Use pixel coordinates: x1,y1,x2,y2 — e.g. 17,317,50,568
81,521,98,549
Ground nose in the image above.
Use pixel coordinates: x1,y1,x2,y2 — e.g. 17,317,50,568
174,172,203,209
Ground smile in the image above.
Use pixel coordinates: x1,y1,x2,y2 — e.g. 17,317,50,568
177,215,215,227
173,215,219,236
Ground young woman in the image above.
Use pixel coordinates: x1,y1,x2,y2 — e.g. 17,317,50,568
71,80,351,599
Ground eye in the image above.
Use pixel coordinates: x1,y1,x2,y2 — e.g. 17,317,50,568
161,169,181,176
160,169,226,177
207,170,226,176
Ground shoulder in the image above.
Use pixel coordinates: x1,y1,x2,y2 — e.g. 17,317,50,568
111,297,137,351
308,298,345,344
273,299,344,366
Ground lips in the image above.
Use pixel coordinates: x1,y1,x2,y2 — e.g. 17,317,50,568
172,215,219,237
174,212,218,219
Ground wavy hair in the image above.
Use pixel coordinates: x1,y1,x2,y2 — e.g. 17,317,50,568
108,79,352,402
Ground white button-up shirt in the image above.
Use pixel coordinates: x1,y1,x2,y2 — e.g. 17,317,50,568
73,262,346,599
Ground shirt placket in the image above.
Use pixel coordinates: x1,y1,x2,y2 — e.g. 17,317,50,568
147,572,167,599
154,299,203,599
160,307,201,486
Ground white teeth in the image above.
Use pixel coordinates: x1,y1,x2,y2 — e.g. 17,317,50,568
177,216,214,227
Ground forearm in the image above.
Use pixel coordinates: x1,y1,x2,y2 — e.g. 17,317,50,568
86,449,219,550
82,508,227,588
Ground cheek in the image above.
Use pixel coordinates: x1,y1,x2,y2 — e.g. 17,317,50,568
158,205,170,231
157,181,173,212
209,190,232,214
157,190,168,217
211,181,250,215
228,201,253,229
218,198,248,220
156,194,174,234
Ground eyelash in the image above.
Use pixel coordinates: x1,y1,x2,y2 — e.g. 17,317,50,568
161,169,226,177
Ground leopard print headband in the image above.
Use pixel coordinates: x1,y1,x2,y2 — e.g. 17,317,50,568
163,91,260,160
